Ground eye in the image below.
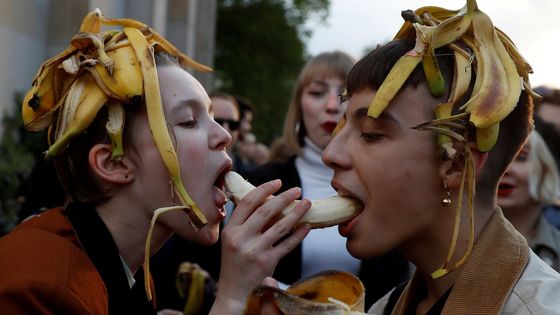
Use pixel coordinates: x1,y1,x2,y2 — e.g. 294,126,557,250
360,132,382,142
307,89,326,98
179,118,197,128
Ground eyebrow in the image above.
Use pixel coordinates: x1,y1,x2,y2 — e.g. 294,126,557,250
172,99,207,116
353,107,400,128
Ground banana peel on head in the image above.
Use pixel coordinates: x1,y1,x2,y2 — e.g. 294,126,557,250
366,0,534,280
244,270,366,315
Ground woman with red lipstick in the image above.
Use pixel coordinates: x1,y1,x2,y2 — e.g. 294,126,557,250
244,51,411,308
0,12,311,315
320,1,560,313
498,129,560,271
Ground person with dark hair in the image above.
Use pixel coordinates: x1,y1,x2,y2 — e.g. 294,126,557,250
0,11,311,315
245,50,411,308
319,1,560,313
534,85,560,132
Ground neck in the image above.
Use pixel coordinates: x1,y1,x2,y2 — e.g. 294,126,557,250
96,197,173,274
402,198,496,303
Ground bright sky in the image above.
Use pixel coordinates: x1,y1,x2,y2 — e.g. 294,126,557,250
305,0,560,88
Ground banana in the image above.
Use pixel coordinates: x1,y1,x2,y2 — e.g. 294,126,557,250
183,265,207,315
105,100,125,160
46,73,108,158
422,0,475,97
460,10,522,130
367,23,433,118
88,45,143,103
225,172,363,229
244,270,366,315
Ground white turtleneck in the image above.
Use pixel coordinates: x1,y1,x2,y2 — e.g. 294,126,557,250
295,137,360,279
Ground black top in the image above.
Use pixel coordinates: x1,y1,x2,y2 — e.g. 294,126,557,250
384,282,452,315
66,202,156,315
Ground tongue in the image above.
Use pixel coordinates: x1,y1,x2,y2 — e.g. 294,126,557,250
213,187,228,215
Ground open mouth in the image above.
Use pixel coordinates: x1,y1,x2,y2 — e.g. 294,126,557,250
322,122,338,134
213,163,232,214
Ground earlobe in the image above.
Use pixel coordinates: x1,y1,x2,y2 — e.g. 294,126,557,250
88,144,134,185
439,143,488,189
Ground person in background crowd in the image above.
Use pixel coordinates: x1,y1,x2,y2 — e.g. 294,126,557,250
534,86,560,132
245,50,411,308
498,128,560,272
234,95,255,135
210,92,241,153
252,142,271,166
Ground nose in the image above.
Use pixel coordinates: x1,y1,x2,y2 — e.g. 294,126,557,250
322,130,351,170
210,120,232,150
325,94,340,114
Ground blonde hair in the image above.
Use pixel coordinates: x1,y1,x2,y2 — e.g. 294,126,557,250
270,51,356,161
528,130,560,205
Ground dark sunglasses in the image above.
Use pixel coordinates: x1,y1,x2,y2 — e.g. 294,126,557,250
215,118,240,131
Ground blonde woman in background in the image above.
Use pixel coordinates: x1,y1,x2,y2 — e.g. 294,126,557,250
498,128,560,271
244,50,410,308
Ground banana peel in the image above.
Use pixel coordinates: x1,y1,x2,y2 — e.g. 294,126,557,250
244,270,366,315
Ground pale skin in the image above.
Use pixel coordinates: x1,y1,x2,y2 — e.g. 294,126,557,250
301,76,347,149
88,65,311,315
321,84,496,314
498,143,541,241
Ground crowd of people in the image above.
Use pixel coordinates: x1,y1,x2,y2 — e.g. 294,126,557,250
2,0,560,314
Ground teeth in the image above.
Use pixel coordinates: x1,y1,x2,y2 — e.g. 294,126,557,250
225,172,363,229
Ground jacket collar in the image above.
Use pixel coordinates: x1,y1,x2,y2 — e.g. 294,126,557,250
392,208,529,314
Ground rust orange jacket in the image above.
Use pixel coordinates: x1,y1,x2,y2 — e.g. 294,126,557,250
0,204,155,314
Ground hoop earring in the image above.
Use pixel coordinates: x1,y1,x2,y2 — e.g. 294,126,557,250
442,183,452,207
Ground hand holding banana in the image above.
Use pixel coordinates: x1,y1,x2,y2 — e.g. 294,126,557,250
225,172,363,229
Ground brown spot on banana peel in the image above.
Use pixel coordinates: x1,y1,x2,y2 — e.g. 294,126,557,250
225,172,363,229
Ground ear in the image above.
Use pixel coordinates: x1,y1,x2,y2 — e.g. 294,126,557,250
438,143,488,189
88,143,134,185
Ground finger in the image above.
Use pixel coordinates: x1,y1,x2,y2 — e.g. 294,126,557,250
242,187,302,235
227,179,282,226
262,276,279,287
269,220,311,260
257,199,311,250
260,293,282,315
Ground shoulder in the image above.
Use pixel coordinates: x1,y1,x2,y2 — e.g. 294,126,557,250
244,156,300,187
0,209,107,314
504,250,560,314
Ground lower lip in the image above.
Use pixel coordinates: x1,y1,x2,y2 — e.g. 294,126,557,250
339,214,359,237
497,187,514,197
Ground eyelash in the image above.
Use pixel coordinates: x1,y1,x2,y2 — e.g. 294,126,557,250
360,132,382,142
179,119,197,128
308,90,326,97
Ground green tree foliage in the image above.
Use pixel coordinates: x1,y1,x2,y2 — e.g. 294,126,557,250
0,94,48,235
214,0,329,143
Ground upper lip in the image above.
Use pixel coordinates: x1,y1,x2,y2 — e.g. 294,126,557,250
331,179,356,198
214,159,233,189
